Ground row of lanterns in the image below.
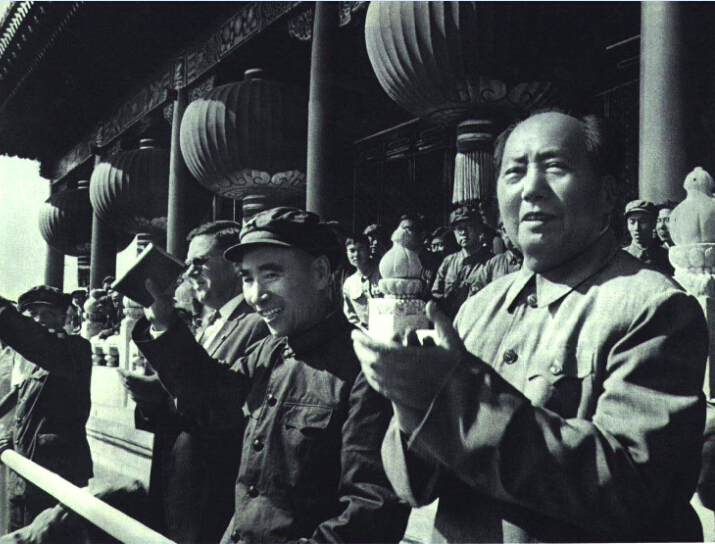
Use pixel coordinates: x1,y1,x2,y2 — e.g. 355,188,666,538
41,2,599,257
40,68,309,258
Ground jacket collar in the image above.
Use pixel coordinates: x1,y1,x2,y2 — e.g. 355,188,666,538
505,229,618,310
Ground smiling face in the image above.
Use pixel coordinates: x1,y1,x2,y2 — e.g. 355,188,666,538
346,241,371,270
185,235,241,310
239,246,331,337
627,212,656,249
497,112,612,273
656,208,672,244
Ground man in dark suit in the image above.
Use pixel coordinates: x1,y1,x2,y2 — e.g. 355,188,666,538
0,286,93,532
121,221,269,544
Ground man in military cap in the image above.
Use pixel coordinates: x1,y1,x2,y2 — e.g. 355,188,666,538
430,206,493,319
0,286,93,531
133,208,409,544
623,199,674,275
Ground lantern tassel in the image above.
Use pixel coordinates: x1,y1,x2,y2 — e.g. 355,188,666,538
452,119,495,206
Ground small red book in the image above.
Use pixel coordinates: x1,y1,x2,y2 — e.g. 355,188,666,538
111,243,186,307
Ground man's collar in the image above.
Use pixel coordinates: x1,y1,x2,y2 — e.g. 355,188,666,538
284,311,350,359
626,241,649,259
216,293,245,321
505,229,618,309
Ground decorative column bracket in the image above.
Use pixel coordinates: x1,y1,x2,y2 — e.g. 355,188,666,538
288,1,368,41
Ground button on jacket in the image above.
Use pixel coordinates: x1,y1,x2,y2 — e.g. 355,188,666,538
383,230,707,543
0,300,93,498
134,312,409,544
135,294,269,544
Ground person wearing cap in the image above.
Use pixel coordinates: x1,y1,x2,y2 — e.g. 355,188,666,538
353,111,707,542
0,285,93,531
429,226,459,262
342,233,382,332
623,199,674,275
133,207,409,544
125,220,269,544
430,206,493,319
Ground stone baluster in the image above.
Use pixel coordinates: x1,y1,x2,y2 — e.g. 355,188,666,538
368,225,430,342
669,167,715,397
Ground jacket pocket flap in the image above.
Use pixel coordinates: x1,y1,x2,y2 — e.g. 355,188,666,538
279,403,333,430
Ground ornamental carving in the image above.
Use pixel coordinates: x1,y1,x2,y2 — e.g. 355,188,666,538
188,75,216,102
53,1,300,181
287,9,313,42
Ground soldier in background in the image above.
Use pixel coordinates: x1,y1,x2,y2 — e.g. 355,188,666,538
623,199,674,275
0,286,92,531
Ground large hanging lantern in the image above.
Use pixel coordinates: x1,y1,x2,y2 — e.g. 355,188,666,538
364,2,599,204
180,69,308,208
365,2,564,126
90,140,170,235
38,182,93,256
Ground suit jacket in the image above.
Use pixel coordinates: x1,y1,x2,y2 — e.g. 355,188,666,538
133,295,269,544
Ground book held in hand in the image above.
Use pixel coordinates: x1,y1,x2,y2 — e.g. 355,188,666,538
111,243,186,307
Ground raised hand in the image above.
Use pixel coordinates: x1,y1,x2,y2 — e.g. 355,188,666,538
352,301,466,413
143,278,177,332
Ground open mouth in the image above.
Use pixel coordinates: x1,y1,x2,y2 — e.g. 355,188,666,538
521,212,557,223
258,307,283,321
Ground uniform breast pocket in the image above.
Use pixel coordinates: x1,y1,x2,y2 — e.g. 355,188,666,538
276,403,335,489
524,347,595,419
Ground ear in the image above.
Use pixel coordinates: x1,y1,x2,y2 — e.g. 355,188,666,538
600,174,617,214
312,255,332,291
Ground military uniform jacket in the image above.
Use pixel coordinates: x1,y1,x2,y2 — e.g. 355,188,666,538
384,230,707,543
0,302,92,497
135,311,409,544
133,295,269,544
431,247,493,318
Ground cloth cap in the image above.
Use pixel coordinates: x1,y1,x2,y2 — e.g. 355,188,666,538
17,285,72,313
449,206,481,227
363,224,387,238
625,199,657,217
224,207,342,270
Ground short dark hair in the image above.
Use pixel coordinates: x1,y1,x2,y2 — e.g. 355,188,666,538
658,200,678,212
399,213,427,234
345,233,370,248
494,109,622,182
187,220,242,252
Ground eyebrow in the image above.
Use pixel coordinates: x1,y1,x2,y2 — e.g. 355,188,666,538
240,263,284,273
504,149,566,163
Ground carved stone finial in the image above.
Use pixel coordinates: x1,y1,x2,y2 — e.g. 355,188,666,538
670,167,715,246
369,226,430,340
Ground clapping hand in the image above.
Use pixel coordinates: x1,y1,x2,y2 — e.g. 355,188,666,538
352,301,467,432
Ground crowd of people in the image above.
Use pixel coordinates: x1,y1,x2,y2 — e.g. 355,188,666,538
0,109,710,544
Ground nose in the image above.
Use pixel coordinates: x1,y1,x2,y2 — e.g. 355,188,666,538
244,280,269,306
521,165,548,202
